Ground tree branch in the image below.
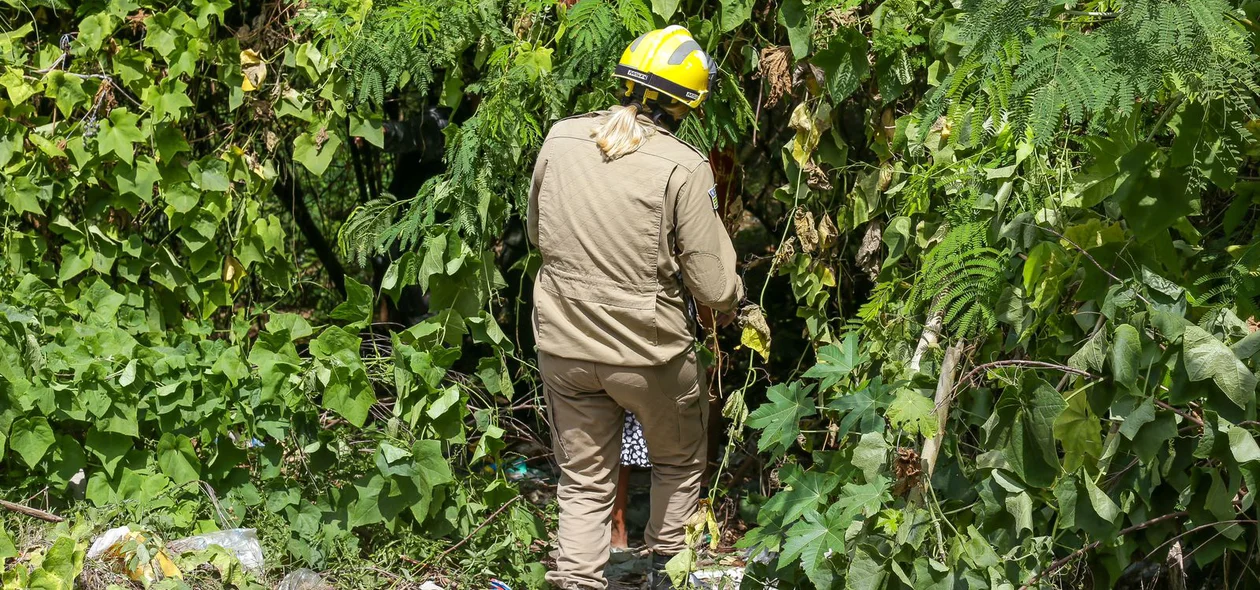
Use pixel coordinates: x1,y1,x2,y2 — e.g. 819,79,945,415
1020,511,1189,589
1,499,64,522
1032,224,1153,307
954,360,1103,400
274,174,347,295
434,495,523,565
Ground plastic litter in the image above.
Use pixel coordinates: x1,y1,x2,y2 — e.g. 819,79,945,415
166,528,265,572
419,582,445,590
278,568,332,590
690,567,744,589
86,526,181,584
490,579,512,590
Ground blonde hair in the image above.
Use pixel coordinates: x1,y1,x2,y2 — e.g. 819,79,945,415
591,104,656,161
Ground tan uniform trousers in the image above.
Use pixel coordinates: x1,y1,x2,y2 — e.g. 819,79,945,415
541,349,708,590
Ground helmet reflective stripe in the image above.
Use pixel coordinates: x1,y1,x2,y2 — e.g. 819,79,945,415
667,40,702,65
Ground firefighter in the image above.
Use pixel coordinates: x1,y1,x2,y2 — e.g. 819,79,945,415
526,25,743,590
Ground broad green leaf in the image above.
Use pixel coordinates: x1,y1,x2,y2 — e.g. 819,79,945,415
802,332,868,393
86,429,132,477
1023,241,1072,312
349,112,385,148
781,510,847,587
116,157,162,202
886,389,937,438
142,78,195,122
651,0,681,18
0,527,15,561
719,0,754,32
747,382,817,454
1228,424,1260,464
96,108,145,165
1054,387,1102,473
845,545,888,590
412,439,454,487
883,216,912,265
665,548,699,588
348,473,387,527
330,277,374,327
427,386,462,420
1005,491,1034,534
76,12,115,52
778,0,812,58
44,71,87,117
1232,331,1260,361
1183,325,1257,410
1068,328,1107,373
194,0,231,27
191,157,231,192
834,476,892,521
322,375,375,429
761,465,840,525
1121,400,1159,442
157,433,201,484
1004,380,1066,488
826,377,894,440
1112,142,1197,241
211,346,249,386
0,68,37,105
515,46,553,81
293,131,342,176
811,27,869,103
10,417,55,468
27,536,84,589
154,123,191,161
1111,324,1141,389
4,177,46,216
852,431,889,482
1081,472,1119,523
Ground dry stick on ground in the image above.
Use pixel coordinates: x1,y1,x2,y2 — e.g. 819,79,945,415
1019,511,1190,589
0,499,64,523
434,495,524,565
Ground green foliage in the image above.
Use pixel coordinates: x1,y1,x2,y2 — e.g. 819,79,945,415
0,1,541,586
4,0,1260,588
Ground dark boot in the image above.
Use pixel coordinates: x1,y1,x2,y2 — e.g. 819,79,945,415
646,553,675,590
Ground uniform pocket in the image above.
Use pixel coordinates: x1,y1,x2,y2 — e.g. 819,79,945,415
673,351,706,456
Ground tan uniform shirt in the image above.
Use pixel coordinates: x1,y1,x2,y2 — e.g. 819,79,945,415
527,111,743,366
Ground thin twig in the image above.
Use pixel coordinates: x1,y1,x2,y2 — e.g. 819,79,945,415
1156,400,1203,427
1020,511,1189,589
435,495,523,564
0,499,64,523
950,360,1102,406
1032,224,1154,307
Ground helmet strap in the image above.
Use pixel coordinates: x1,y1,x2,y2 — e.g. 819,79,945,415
620,83,683,130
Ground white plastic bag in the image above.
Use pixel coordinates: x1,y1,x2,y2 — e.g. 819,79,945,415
166,528,265,572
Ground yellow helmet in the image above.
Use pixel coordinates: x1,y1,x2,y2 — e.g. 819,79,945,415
614,25,716,109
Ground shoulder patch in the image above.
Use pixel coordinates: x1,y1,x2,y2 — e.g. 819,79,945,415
708,184,719,212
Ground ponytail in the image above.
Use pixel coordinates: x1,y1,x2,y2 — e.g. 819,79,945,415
591,104,656,161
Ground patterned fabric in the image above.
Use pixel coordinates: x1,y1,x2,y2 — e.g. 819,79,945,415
621,412,652,467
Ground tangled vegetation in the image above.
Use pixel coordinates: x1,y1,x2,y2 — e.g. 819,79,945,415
1,0,1259,588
